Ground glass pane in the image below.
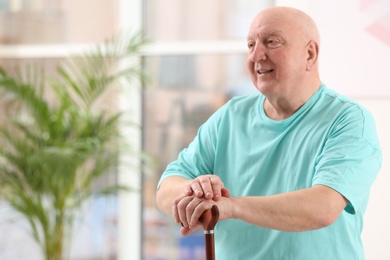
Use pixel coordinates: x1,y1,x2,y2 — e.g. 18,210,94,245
0,0,118,44
142,54,256,260
144,0,274,41
0,58,120,260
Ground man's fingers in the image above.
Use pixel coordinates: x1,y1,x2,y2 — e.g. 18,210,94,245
173,194,195,226
184,175,227,200
199,177,213,199
177,196,193,227
209,176,224,200
185,199,203,228
180,224,200,236
221,187,231,198
197,175,224,200
184,186,193,196
172,195,186,224
188,180,204,198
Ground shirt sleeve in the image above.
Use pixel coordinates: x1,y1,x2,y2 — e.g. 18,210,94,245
157,102,229,189
312,105,382,214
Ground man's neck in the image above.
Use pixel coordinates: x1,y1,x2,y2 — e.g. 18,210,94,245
263,80,321,120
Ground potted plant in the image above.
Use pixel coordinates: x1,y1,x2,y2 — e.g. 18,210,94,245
0,32,145,260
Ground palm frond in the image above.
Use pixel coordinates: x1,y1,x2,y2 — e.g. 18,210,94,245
0,68,50,126
0,31,147,260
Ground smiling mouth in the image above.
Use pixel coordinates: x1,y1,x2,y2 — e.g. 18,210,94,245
258,69,274,74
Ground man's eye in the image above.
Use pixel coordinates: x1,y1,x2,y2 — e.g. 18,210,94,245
248,42,255,49
267,39,281,47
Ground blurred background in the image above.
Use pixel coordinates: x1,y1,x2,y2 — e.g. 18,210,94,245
0,0,389,259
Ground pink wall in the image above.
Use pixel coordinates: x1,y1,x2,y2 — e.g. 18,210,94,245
311,0,390,97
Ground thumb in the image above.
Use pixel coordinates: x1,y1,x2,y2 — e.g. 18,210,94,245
221,187,231,198
180,224,200,236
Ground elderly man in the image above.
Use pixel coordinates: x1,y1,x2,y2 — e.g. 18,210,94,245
156,6,381,259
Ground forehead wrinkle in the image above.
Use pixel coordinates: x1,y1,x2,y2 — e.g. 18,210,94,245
260,30,284,39
247,28,284,41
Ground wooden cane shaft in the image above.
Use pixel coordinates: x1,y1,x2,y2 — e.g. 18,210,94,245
204,233,215,260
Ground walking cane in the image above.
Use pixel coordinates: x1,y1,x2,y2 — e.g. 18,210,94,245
199,205,219,260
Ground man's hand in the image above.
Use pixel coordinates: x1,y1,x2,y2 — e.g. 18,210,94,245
157,175,231,236
173,195,233,236
183,174,230,201
171,175,232,236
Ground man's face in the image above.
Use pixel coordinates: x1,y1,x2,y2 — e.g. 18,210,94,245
246,12,308,97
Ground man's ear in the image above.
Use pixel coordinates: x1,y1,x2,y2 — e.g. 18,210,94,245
306,40,319,71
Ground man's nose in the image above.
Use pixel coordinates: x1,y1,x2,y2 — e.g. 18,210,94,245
249,44,266,62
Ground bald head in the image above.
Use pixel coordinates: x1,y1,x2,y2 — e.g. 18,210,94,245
246,6,321,105
252,7,320,46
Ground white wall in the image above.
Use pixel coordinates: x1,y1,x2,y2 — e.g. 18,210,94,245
312,0,390,98
277,0,390,259
358,99,390,260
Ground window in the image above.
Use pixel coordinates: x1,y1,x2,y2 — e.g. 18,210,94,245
0,1,123,259
141,1,274,259
0,0,117,45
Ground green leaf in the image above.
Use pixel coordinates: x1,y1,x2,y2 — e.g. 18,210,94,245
0,31,147,260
